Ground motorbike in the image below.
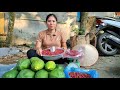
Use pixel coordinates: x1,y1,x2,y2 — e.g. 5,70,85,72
95,16,120,55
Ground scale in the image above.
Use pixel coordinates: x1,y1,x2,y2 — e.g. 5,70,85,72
67,57,81,67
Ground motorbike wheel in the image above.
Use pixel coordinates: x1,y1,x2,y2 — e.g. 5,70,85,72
97,32,118,55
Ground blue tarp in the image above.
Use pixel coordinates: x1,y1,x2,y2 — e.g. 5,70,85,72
0,63,16,78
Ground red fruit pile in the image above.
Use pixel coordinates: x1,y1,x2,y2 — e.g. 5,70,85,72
66,50,80,56
42,49,64,56
69,72,91,78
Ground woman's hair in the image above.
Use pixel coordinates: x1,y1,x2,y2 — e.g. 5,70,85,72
46,14,58,22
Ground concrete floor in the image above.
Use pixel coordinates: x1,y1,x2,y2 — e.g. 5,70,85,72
0,47,19,57
84,54,120,78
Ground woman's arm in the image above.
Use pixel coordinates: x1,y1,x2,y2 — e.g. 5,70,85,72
61,42,67,50
35,40,42,56
61,31,67,50
34,32,43,56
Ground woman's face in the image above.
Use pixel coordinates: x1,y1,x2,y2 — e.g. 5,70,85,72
46,16,57,30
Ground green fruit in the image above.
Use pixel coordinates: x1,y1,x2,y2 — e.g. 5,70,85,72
56,64,64,71
30,57,41,63
12,66,18,70
45,61,56,71
31,60,45,71
17,58,31,71
2,69,19,78
49,68,65,78
35,69,48,78
17,69,35,78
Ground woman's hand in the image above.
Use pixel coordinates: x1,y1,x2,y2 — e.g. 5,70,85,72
36,48,42,56
62,47,67,50
61,42,67,50
35,39,42,56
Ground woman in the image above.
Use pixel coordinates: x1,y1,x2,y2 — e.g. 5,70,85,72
27,14,67,61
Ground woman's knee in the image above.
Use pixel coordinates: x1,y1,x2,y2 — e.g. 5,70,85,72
27,49,38,59
27,49,35,54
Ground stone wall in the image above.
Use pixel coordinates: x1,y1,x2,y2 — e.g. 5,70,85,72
4,12,78,45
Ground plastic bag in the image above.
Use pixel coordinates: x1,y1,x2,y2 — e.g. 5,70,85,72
63,48,84,59
64,66,99,78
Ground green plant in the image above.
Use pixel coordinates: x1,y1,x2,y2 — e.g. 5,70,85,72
79,28,85,35
72,28,80,35
71,25,79,35
0,37,4,47
71,25,85,35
